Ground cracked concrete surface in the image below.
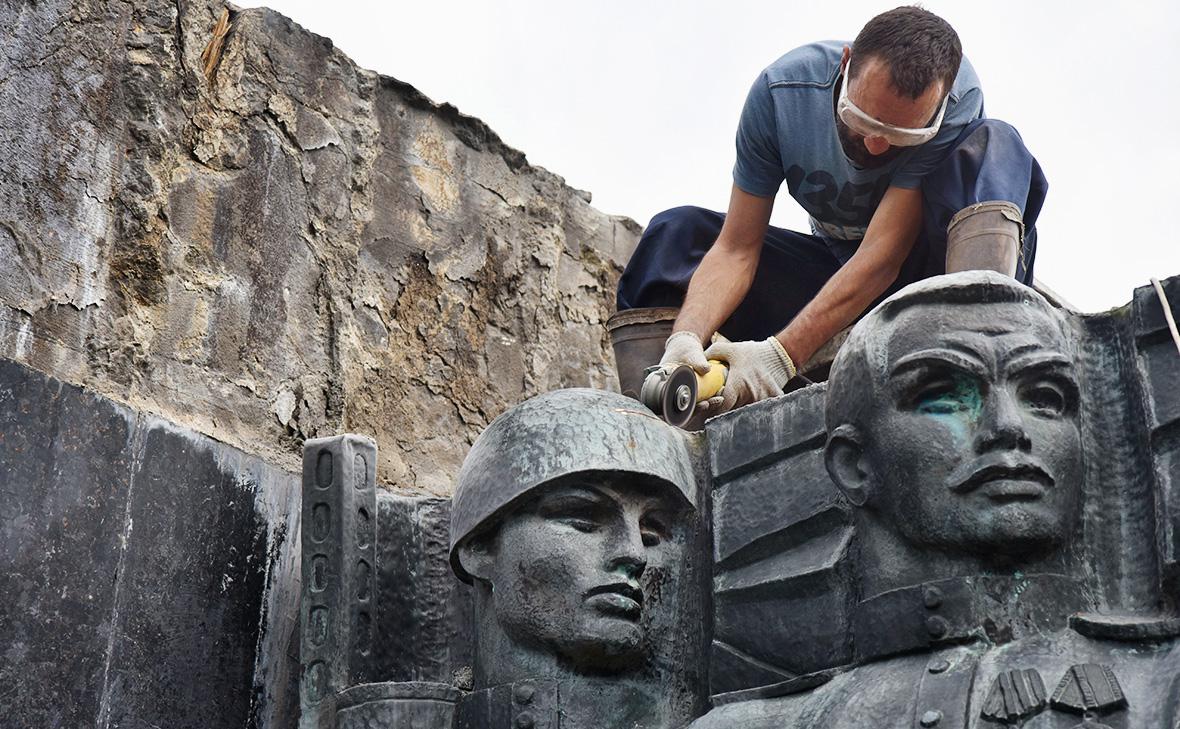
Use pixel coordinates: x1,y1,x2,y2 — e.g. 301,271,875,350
0,0,641,495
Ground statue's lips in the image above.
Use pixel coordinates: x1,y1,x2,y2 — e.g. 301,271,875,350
951,458,1054,500
584,583,643,620
981,478,1047,501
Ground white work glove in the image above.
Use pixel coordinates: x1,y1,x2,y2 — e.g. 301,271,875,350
660,330,710,373
704,337,797,413
659,331,724,415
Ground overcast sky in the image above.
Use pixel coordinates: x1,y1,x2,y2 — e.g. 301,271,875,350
238,0,1179,312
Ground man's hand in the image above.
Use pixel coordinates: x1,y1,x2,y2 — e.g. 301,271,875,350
660,331,710,374
660,331,725,418
704,337,796,412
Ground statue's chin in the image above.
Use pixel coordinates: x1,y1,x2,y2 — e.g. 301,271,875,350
903,507,1069,560
555,622,647,673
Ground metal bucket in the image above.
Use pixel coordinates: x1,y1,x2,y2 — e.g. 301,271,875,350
605,307,680,401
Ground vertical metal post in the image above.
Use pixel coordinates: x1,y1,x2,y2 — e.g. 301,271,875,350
299,435,378,728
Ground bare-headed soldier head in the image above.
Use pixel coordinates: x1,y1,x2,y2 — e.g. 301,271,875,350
825,272,1083,581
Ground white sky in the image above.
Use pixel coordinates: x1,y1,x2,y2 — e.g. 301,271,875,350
238,0,1180,312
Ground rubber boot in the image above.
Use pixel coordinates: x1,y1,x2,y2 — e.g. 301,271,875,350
606,307,679,401
945,201,1023,277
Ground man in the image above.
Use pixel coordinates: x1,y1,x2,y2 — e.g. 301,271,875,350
449,388,708,728
690,272,1180,728
616,6,1047,414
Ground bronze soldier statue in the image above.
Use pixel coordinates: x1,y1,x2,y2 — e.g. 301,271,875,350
449,388,710,728
692,272,1180,728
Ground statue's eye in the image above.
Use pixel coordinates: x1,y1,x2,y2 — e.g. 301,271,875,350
1020,381,1067,416
909,372,981,416
914,382,965,414
640,513,670,547
556,505,602,532
561,517,598,533
538,496,606,532
916,385,960,414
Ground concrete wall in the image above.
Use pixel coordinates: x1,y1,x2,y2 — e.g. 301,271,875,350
0,0,640,495
0,357,302,728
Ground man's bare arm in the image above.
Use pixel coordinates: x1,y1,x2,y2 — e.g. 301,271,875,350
776,185,923,366
674,184,775,342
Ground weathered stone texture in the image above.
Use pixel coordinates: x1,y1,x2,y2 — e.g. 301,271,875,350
373,493,474,686
0,357,301,729
0,0,640,495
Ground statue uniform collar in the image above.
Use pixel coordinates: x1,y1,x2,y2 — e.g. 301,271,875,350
851,573,1094,664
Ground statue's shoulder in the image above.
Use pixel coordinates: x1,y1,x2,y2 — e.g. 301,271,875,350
690,656,931,728
686,697,798,729
688,671,838,728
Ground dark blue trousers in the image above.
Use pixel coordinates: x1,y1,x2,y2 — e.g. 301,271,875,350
616,119,1048,342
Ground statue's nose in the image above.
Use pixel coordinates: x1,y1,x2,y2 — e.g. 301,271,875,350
605,522,648,580
976,388,1032,454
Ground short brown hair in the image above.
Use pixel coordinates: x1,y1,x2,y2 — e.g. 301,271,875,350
850,6,962,99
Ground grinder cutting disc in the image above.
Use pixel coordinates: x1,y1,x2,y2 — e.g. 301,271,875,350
639,364,699,428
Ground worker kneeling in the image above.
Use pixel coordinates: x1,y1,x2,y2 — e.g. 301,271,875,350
614,7,1047,418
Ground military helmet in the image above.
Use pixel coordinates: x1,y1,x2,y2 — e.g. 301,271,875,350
449,388,698,583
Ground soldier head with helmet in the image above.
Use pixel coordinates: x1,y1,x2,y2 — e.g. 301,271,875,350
450,388,699,685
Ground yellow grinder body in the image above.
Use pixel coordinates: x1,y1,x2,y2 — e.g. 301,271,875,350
639,360,728,427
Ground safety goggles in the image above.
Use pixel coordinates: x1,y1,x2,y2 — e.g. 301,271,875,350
836,58,949,147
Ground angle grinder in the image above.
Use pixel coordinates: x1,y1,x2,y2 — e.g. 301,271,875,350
640,360,728,428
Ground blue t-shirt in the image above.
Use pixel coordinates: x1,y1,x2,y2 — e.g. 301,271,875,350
734,41,983,252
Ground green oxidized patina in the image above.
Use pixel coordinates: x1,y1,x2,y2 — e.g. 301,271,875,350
916,372,983,443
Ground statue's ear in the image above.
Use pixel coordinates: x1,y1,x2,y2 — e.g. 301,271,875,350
825,424,874,507
458,535,496,584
